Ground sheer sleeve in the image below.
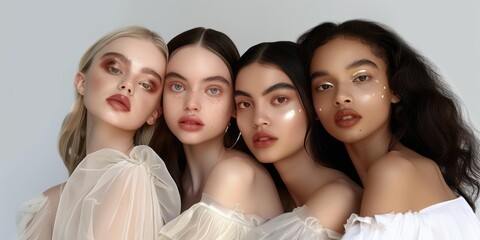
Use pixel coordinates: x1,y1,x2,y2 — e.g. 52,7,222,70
52,145,180,240
13,195,52,240
13,183,64,240
342,197,480,240
158,193,266,240
244,205,342,240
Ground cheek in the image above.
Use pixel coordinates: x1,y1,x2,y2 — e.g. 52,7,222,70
312,93,329,115
276,104,307,132
236,111,250,133
354,81,391,106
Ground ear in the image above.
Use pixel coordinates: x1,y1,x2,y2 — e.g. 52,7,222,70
147,106,162,125
75,72,86,95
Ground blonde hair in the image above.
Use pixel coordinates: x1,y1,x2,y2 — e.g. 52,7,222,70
59,26,168,175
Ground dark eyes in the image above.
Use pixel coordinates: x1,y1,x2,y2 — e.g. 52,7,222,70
354,75,370,82
273,96,288,105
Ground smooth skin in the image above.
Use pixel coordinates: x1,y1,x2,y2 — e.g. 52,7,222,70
310,37,456,217
163,46,283,219
235,62,361,233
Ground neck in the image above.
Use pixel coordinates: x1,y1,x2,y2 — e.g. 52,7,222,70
182,134,226,196
345,123,394,184
85,115,135,156
273,147,325,206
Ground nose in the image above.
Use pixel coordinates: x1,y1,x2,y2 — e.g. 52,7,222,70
185,91,201,111
335,96,352,106
118,77,134,95
334,86,352,107
253,106,270,128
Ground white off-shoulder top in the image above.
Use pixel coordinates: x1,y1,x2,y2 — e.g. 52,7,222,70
158,193,266,240
244,205,342,240
342,196,480,239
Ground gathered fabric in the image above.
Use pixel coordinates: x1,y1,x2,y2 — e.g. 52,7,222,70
244,205,342,240
14,194,53,240
159,193,265,240
51,145,180,240
342,197,480,239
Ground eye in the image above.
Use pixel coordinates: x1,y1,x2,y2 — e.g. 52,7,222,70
107,66,121,74
316,83,333,92
207,87,221,96
139,82,152,90
237,101,251,110
273,96,288,105
353,75,370,82
170,84,184,92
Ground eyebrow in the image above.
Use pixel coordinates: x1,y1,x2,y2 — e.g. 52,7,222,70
234,82,296,98
346,59,378,70
101,52,163,81
165,72,230,86
310,58,378,80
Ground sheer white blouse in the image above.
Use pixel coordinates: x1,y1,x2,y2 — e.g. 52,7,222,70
244,205,342,240
49,145,180,240
342,197,480,239
158,193,266,240
13,184,64,240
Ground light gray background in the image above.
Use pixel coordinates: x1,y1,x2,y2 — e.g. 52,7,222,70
1,0,479,238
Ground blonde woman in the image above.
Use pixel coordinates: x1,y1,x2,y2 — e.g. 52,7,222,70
14,26,180,240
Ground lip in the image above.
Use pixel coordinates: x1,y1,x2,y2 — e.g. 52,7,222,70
178,115,205,131
253,130,278,148
334,109,361,128
106,94,131,112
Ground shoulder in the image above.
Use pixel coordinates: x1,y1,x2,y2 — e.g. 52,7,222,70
361,151,422,216
366,151,419,195
203,156,258,207
43,182,66,200
208,156,258,186
306,178,362,233
203,155,282,218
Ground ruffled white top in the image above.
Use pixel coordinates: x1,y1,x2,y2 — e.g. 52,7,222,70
158,193,266,240
50,145,180,240
13,184,64,240
244,205,342,240
342,197,480,239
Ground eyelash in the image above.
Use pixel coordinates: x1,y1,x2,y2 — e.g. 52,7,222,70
353,74,370,82
206,86,222,96
273,96,288,105
316,83,334,92
170,83,184,92
236,101,251,110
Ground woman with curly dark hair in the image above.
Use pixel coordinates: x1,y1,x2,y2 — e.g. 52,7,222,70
298,19,480,239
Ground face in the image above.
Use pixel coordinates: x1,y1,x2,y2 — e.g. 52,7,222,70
235,63,308,163
310,37,398,144
76,37,166,132
163,46,234,145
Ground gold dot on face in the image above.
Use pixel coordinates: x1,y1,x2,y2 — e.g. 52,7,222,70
318,108,322,112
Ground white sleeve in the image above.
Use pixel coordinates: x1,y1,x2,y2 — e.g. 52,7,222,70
52,146,181,240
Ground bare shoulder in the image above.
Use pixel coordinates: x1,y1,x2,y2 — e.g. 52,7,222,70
361,151,422,216
306,177,362,233
203,154,283,218
43,182,66,199
203,155,258,207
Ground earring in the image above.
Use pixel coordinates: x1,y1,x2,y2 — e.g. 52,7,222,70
227,132,242,150
224,122,241,150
